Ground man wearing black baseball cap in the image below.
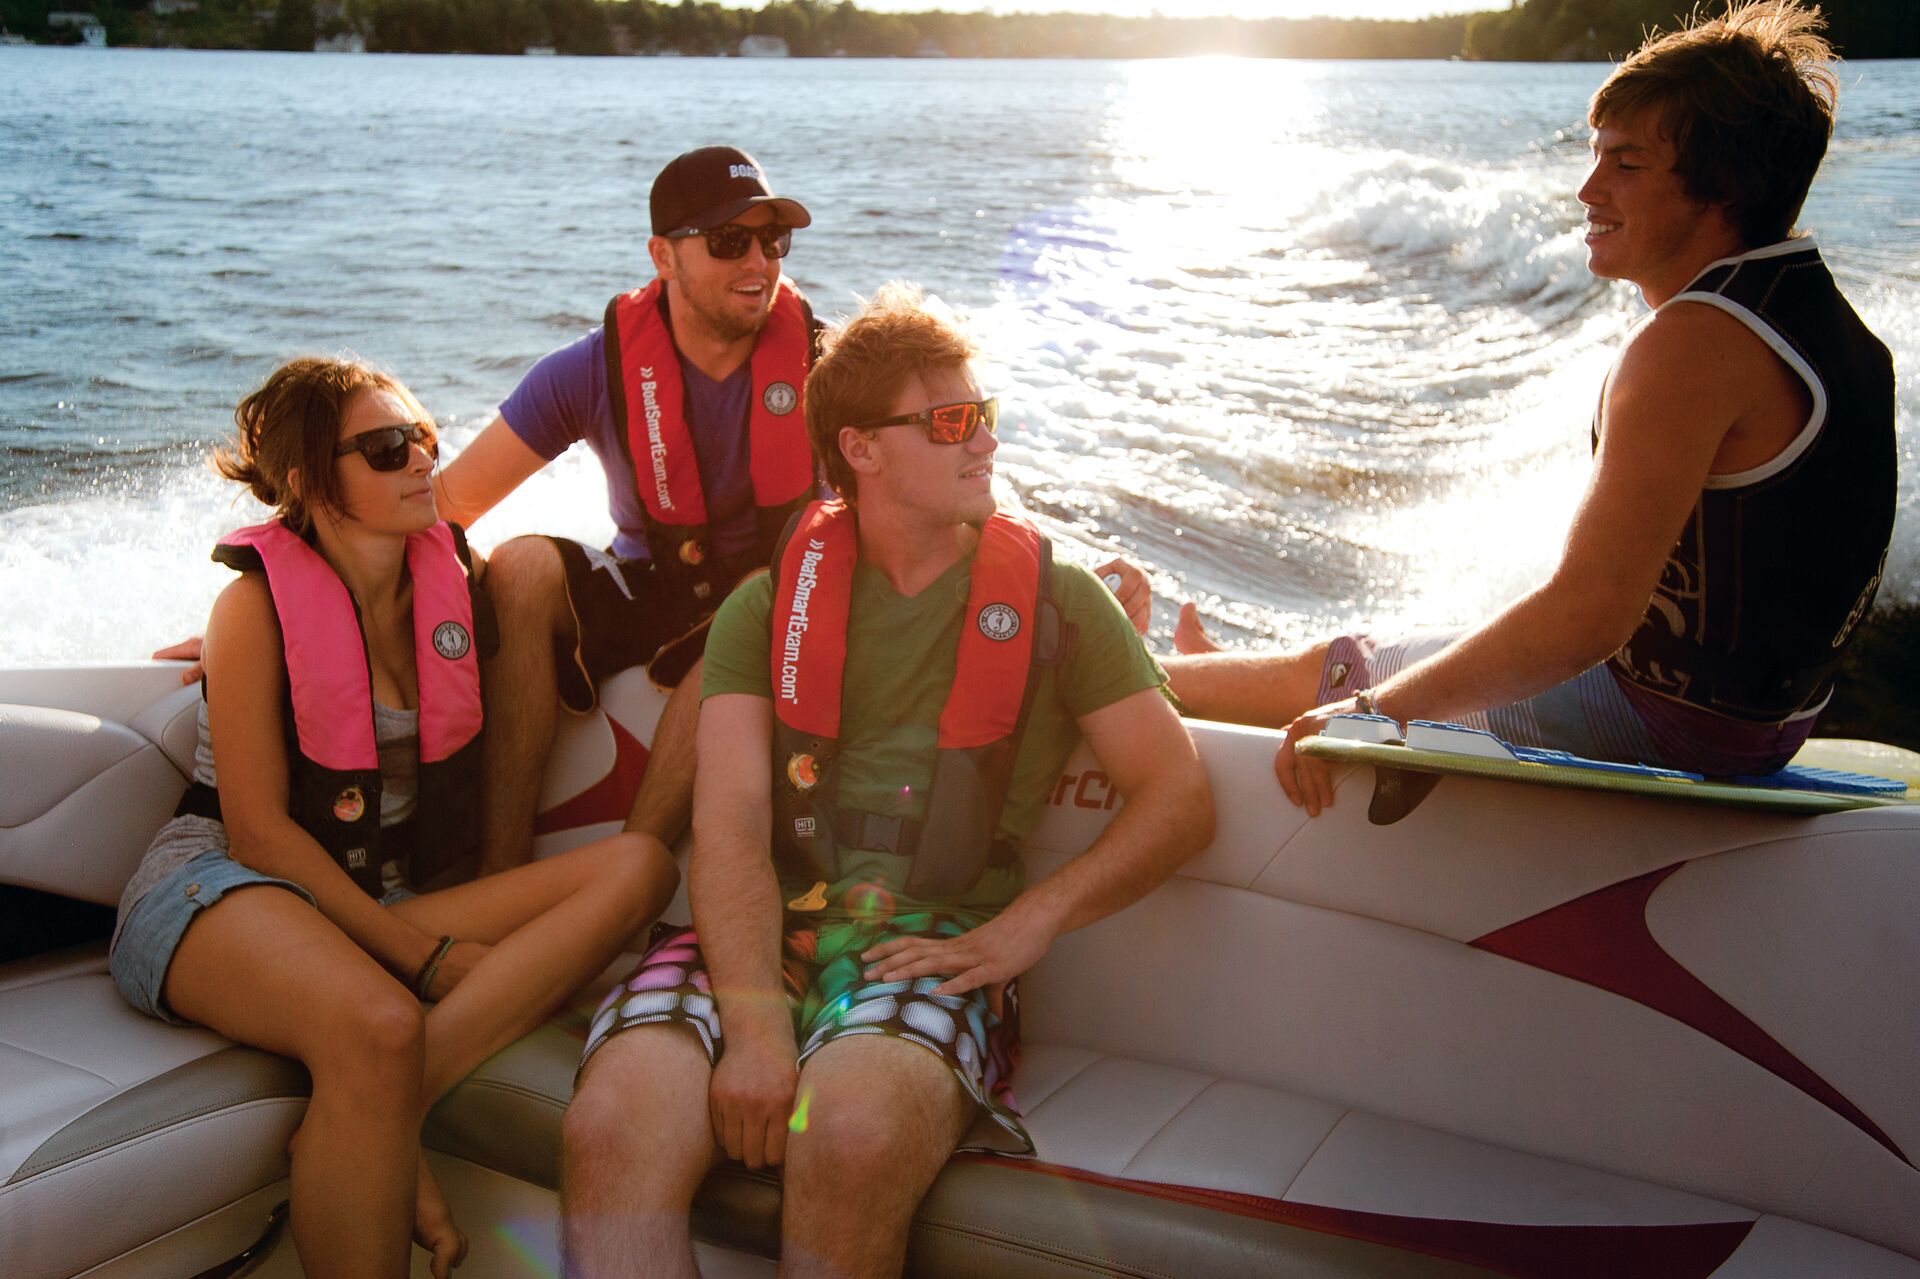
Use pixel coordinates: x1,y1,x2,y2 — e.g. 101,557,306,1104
429,145,822,875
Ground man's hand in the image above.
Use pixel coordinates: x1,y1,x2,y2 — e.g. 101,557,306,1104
1094,557,1151,636
152,637,204,685
860,898,1064,997
1273,697,1359,817
708,1020,799,1169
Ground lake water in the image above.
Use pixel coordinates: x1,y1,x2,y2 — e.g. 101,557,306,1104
2,49,1915,661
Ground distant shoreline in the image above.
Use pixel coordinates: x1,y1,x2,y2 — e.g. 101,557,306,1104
4,1,1911,62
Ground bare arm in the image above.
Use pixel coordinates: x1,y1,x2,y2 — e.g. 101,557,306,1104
203,575,449,981
864,686,1214,994
688,692,797,1168
430,413,547,530
1277,304,1776,811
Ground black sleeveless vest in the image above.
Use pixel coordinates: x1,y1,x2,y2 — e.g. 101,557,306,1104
1605,240,1896,722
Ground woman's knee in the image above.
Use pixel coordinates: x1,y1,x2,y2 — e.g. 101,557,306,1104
310,982,426,1087
598,833,679,904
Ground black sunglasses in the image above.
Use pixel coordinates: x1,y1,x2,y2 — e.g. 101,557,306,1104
664,222,793,261
335,422,437,472
845,397,998,445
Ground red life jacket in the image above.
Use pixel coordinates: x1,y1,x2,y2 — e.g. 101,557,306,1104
604,277,815,604
766,500,1065,897
181,520,489,896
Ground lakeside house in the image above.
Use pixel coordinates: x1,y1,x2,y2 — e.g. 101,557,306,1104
739,34,789,57
47,11,107,44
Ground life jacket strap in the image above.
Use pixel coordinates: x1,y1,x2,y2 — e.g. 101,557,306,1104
828,804,1019,869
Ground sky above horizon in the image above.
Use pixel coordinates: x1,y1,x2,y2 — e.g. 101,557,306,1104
725,0,1472,20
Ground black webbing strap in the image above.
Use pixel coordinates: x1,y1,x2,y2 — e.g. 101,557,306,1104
829,806,1018,868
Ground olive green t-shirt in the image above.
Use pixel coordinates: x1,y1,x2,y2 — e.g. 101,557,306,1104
702,550,1166,917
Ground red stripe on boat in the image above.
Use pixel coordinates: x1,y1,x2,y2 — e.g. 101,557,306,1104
533,716,651,836
1471,863,1908,1167
956,1155,1753,1279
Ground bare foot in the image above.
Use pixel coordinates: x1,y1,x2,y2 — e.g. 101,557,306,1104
1174,602,1221,654
415,1155,468,1279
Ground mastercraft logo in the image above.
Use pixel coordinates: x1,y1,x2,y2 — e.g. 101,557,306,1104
779,538,826,704
639,366,671,511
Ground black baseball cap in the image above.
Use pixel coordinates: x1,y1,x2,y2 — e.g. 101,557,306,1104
649,146,812,237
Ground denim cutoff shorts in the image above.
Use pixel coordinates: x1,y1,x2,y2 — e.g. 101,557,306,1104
111,849,315,1023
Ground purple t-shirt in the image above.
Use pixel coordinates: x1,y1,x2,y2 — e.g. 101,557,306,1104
500,327,756,563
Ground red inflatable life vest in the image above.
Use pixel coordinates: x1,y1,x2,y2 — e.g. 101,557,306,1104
604,277,815,602
767,500,1063,897
183,520,488,896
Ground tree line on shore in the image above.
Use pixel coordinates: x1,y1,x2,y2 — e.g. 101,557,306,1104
4,0,1913,62
1465,0,1916,61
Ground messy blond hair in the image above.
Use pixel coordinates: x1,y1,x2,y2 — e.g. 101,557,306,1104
804,282,979,501
1590,2,1838,247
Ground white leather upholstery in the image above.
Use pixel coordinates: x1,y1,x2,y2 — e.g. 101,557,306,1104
0,951,227,1181
0,950,307,1279
1648,839,1920,1161
0,699,192,905
1,666,1916,1277
129,682,203,779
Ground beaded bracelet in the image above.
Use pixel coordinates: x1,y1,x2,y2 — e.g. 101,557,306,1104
413,935,455,1001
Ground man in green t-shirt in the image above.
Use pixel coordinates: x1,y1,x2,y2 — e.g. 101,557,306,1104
561,282,1215,1278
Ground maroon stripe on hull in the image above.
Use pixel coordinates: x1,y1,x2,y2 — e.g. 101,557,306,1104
957,1155,1754,1279
533,715,650,836
1470,863,1907,1167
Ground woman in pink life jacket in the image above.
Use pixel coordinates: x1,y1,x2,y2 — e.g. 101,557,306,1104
108,357,679,1279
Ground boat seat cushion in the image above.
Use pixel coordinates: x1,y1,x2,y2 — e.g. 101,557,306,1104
0,697,194,906
0,948,303,1279
421,985,1920,1278
5,948,1917,1279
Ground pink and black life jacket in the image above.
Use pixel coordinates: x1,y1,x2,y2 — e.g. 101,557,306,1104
179,520,490,896
766,500,1067,898
603,277,816,605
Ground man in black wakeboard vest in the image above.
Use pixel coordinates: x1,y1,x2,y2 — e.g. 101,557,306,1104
1163,0,1895,808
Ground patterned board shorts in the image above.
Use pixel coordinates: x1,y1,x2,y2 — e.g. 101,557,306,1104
581,914,1033,1155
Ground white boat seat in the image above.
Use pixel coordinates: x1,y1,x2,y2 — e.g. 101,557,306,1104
6,955,1919,1278
418,985,1920,1278
0,700,193,906
4,671,1916,1277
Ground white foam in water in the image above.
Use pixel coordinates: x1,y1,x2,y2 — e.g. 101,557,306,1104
0,415,616,664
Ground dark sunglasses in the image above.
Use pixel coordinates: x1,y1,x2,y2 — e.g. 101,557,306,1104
846,397,998,445
664,222,793,261
335,422,438,472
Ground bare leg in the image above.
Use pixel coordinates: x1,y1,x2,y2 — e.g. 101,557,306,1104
779,1036,973,1279
479,534,572,875
562,1028,721,1279
1161,637,1335,729
391,832,678,1105
624,656,703,845
164,887,425,1279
